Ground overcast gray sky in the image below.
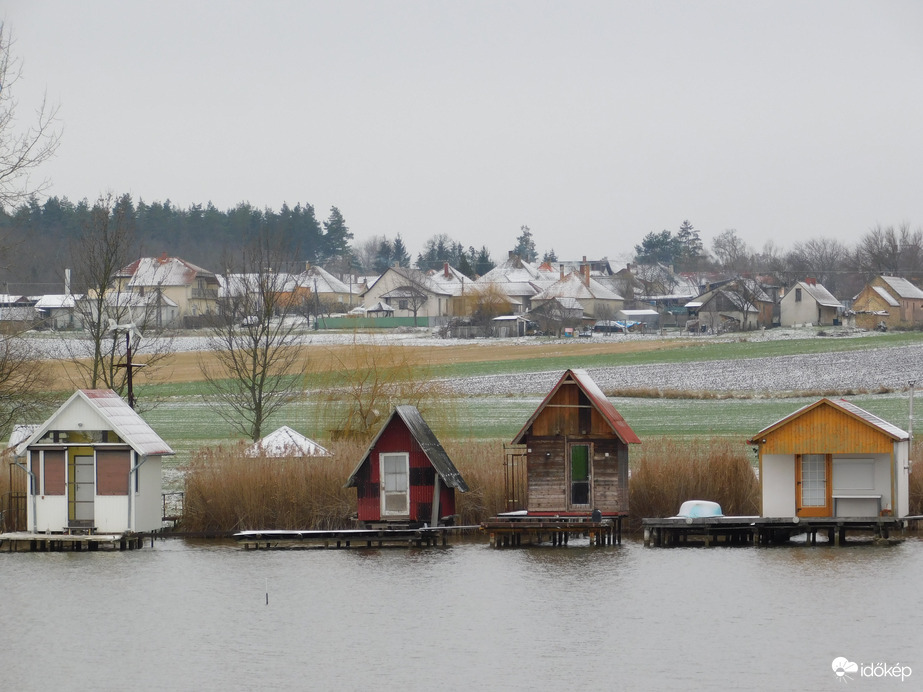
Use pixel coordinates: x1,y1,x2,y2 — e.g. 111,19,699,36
5,0,923,263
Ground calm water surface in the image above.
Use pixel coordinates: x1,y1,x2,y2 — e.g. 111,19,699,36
2,536,920,691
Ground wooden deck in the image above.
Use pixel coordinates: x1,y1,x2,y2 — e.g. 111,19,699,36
234,526,478,550
0,532,149,552
480,514,623,548
641,516,910,547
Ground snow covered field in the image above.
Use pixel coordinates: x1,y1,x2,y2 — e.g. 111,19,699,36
26,326,923,396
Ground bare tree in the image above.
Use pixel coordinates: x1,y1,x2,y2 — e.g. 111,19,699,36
0,22,61,209
711,229,753,274
0,335,53,436
319,334,448,440
784,237,850,293
855,224,923,279
469,283,511,336
65,194,174,401
200,232,307,441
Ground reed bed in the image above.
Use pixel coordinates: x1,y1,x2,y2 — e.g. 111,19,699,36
182,441,363,532
182,435,764,533
628,436,760,531
909,439,923,518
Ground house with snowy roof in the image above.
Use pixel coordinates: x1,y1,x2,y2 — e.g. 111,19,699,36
779,279,842,327
245,426,330,458
529,270,623,321
360,265,456,325
283,263,358,310
12,389,174,534
116,254,220,327
475,254,548,314
686,278,775,332
852,275,923,330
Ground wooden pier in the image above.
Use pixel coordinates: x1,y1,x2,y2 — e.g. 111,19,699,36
480,514,623,548
234,526,477,550
0,531,149,552
641,516,909,547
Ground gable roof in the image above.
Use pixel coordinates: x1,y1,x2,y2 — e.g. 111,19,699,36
364,266,451,298
871,285,901,307
791,280,841,308
879,276,923,300
512,369,641,445
16,389,174,457
345,405,469,491
532,272,623,302
245,425,330,457
120,256,217,287
747,397,908,443
287,265,352,294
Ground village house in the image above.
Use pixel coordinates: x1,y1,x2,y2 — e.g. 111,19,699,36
282,263,358,312
115,254,220,327
852,275,923,330
779,278,842,327
507,369,639,517
475,254,551,314
748,398,910,519
686,278,775,332
12,389,174,534
360,265,456,325
345,405,468,527
530,269,624,321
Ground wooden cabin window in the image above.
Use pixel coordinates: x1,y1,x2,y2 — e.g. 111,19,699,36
43,451,66,495
570,444,591,506
380,453,409,515
97,450,131,495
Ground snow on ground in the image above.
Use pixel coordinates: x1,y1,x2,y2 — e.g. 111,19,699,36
26,326,923,396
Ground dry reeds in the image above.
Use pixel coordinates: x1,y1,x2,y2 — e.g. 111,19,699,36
909,439,923,517
628,436,759,530
182,435,765,533
181,440,363,532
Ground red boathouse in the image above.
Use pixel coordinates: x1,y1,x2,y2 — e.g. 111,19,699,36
345,405,468,527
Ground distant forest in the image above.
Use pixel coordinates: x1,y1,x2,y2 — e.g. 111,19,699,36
0,195,353,294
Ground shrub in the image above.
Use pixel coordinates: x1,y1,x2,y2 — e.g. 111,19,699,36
909,440,923,517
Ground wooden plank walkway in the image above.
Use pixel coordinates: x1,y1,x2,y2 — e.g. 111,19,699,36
234,527,479,550
641,516,909,547
0,532,149,552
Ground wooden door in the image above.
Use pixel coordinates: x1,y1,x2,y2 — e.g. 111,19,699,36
568,443,592,510
796,454,831,517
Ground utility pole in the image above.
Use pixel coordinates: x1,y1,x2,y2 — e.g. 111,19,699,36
909,379,916,444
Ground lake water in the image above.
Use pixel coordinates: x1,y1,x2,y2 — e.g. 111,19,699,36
2,536,920,691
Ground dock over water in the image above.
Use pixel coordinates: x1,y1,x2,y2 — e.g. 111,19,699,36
480,514,623,548
0,532,149,552
642,516,909,547
234,527,477,550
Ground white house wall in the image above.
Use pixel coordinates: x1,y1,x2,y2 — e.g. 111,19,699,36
134,457,163,532
31,495,67,532
95,495,129,533
52,399,110,431
761,454,795,516
781,294,821,327
894,441,909,517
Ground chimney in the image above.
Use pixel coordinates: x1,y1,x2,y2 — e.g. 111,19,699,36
159,252,168,263
305,261,311,271
559,264,565,280
582,259,590,287
806,277,817,286
444,261,450,278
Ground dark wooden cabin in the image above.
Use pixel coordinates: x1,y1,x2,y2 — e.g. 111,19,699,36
345,405,468,527
509,369,640,517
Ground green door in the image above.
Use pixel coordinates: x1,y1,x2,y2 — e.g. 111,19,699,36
570,444,590,508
